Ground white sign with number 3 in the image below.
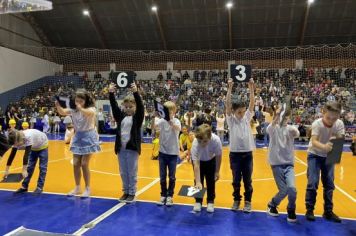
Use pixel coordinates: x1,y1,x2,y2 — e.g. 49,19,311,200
235,65,247,81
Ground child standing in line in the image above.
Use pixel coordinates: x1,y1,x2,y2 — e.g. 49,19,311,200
191,124,222,213
266,107,300,222
154,101,181,207
109,82,144,203
56,89,101,198
305,101,345,223
8,129,49,194
225,78,256,213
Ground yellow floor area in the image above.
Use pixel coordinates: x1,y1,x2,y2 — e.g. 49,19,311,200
0,141,355,219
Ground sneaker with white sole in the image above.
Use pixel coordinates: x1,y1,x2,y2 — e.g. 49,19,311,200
232,201,240,211
267,204,279,217
81,187,91,198
193,203,202,212
207,203,214,213
125,195,136,203
166,197,173,207
157,196,166,206
243,201,252,213
67,187,81,197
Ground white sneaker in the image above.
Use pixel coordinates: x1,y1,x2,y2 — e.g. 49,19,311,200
157,196,166,206
81,187,91,198
67,187,81,197
243,201,252,213
193,203,202,212
207,203,214,213
166,197,173,207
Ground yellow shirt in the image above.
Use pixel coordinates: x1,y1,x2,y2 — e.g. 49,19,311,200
180,133,193,150
152,138,159,157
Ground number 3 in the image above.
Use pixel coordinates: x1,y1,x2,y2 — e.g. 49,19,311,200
117,72,128,87
235,65,246,81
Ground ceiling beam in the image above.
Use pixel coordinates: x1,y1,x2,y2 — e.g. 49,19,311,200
228,8,232,49
299,3,311,46
22,13,52,46
153,10,167,50
80,0,108,49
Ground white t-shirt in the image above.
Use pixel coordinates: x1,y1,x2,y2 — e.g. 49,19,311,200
216,117,225,131
157,118,181,155
121,116,133,147
191,134,222,162
226,110,256,152
63,115,72,124
154,117,161,131
97,112,105,121
70,107,97,132
15,129,48,150
308,118,345,157
267,124,300,166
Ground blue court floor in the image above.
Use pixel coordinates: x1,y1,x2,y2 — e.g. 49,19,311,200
0,190,355,236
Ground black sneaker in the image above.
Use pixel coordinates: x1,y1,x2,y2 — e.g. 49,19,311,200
267,204,279,217
305,210,316,221
125,195,136,203
323,211,342,223
119,193,129,202
287,209,297,223
14,188,28,194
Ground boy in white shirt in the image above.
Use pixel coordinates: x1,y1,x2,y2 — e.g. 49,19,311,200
154,101,181,207
8,129,49,194
191,124,222,213
305,101,345,223
266,107,300,222
225,78,255,213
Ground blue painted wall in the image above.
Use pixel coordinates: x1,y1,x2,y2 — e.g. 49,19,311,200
0,76,83,110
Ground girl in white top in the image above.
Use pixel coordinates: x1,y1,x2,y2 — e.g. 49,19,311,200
56,89,100,198
216,113,225,145
53,112,61,133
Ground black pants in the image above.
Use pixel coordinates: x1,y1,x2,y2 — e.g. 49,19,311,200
98,120,105,134
230,152,253,202
193,157,216,204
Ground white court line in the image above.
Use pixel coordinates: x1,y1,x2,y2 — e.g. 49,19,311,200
73,160,186,235
294,155,356,203
0,157,71,174
3,226,25,236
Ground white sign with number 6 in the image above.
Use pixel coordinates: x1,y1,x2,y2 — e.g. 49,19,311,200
235,65,247,81
116,72,128,88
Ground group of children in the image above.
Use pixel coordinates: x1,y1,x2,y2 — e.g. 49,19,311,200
0,78,346,224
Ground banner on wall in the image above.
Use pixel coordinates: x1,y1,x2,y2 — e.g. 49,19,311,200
0,0,52,14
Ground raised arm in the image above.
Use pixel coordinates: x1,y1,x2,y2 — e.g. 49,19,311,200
225,78,233,116
248,78,255,112
108,83,123,122
55,101,71,116
132,83,145,125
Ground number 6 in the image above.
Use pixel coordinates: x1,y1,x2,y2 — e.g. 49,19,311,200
117,72,128,87
235,65,246,81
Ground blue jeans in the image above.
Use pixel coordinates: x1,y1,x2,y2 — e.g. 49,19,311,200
229,152,253,202
269,165,297,210
22,148,48,190
159,152,178,197
118,149,139,195
305,153,335,212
